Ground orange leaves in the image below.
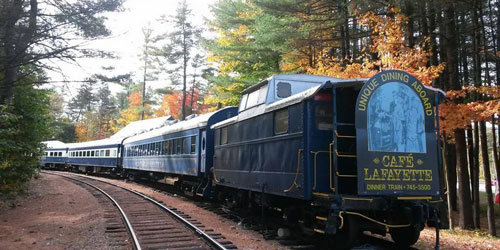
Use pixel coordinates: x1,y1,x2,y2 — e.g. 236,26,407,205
75,123,88,142
155,89,208,120
439,85,500,134
445,86,500,100
112,91,152,133
308,8,444,86
156,92,182,119
439,100,500,134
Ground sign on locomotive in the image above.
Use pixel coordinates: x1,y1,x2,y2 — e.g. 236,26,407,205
355,70,441,196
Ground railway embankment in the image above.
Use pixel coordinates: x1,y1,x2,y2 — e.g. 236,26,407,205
1,172,499,249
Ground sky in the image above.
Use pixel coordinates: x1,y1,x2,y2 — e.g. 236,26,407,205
48,0,217,99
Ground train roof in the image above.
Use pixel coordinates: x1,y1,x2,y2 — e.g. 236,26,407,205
241,74,344,94
42,140,67,150
111,115,174,139
123,107,235,145
212,76,367,129
66,137,125,149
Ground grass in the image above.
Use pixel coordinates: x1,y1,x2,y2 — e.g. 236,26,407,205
479,191,500,217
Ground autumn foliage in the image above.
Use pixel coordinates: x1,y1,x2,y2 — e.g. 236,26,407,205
308,8,445,86
439,86,500,134
112,92,153,133
155,89,208,119
307,8,500,137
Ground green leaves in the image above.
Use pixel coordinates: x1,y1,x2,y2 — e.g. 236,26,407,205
0,83,51,196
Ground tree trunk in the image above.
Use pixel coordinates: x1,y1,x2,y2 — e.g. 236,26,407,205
473,122,481,224
480,121,497,236
455,129,475,229
182,23,188,120
497,0,500,86
467,127,480,228
428,2,439,69
190,67,197,111
141,56,147,120
446,4,474,229
405,1,415,48
491,116,500,201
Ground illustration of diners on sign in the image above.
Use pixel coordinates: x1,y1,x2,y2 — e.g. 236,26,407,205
368,82,426,153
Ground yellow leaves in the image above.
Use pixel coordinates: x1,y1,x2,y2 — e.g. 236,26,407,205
111,91,153,133
309,8,444,85
75,123,89,142
444,86,500,100
1,161,10,170
439,100,500,134
439,103,475,134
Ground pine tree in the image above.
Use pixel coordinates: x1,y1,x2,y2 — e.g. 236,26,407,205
157,0,201,119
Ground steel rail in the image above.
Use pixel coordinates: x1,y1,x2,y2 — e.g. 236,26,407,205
43,171,142,250
44,171,228,250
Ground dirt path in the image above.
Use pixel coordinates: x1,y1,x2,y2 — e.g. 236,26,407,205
0,173,108,250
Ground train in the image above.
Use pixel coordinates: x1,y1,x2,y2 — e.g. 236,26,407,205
40,70,446,249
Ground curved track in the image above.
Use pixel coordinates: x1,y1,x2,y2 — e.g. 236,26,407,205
43,171,235,250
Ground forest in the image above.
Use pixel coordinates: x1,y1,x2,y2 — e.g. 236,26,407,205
1,0,500,239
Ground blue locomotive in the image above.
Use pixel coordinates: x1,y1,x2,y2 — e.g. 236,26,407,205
41,71,444,248
211,70,444,247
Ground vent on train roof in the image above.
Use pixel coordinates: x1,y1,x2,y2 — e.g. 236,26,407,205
185,114,198,120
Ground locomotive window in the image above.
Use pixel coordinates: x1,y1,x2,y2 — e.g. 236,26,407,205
258,85,268,103
87,150,90,157
100,150,104,156
315,104,333,130
168,140,173,155
49,152,53,156
190,136,196,154
276,82,291,98
58,152,62,156
113,150,117,157
246,90,260,108
274,109,289,134
221,127,228,145
239,94,248,111
105,150,110,157
91,151,95,157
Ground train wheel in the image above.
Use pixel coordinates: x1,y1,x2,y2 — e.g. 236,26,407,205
390,226,421,249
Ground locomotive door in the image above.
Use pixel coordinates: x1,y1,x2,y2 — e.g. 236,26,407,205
200,130,207,173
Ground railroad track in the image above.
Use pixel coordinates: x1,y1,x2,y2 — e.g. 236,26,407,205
132,178,416,250
43,171,236,250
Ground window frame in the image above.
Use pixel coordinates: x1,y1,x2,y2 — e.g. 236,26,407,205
276,81,292,98
274,108,289,135
190,136,196,154
221,127,228,145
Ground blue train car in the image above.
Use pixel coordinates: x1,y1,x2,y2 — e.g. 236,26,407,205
40,140,68,169
66,138,123,173
211,74,363,199
212,72,445,248
122,107,238,197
